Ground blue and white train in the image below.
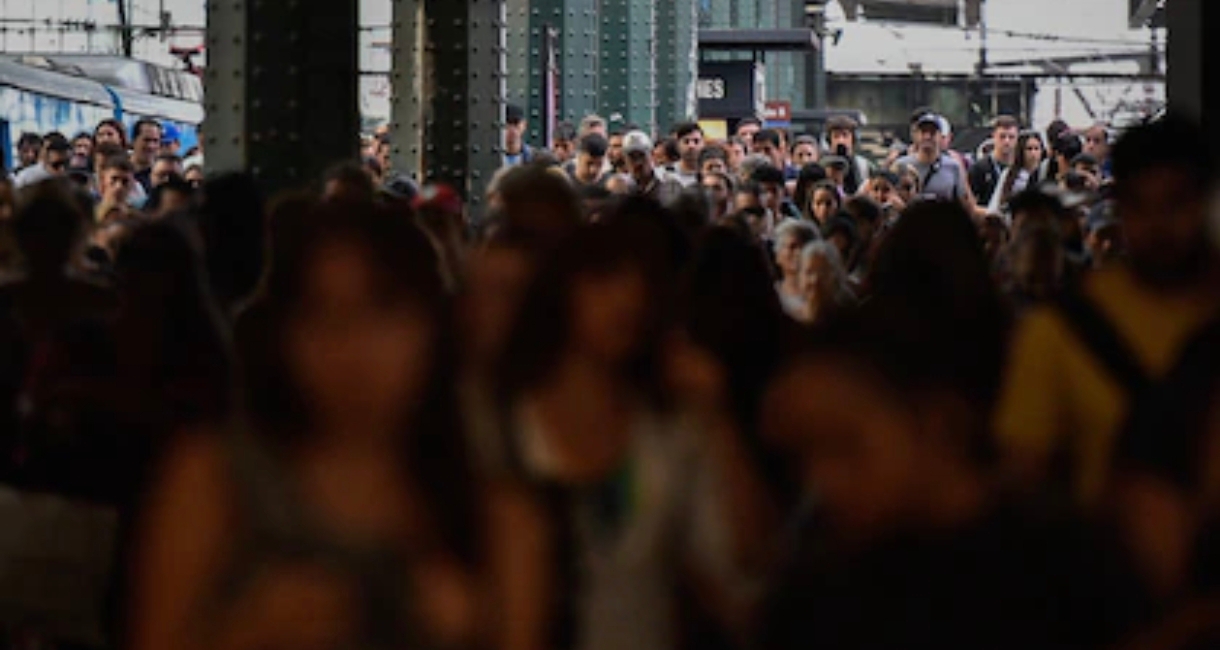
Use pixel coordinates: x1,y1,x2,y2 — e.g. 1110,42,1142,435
0,54,203,170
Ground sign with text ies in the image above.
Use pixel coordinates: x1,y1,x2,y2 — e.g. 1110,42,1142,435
697,61,759,120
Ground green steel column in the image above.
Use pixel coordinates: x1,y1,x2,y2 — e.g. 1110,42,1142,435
505,0,531,124
600,0,655,131
562,0,600,122
655,0,698,131
206,0,359,191
527,0,564,144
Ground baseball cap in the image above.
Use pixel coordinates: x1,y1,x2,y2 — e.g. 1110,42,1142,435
161,123,181,145
622,130,653,156
915,113,943,132
825,115,859,133
506,104,525,124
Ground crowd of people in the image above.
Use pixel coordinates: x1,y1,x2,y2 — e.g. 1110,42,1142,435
0,104,1218,650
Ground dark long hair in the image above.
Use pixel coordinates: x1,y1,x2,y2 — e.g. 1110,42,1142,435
495,218,670,410
679,226,801,508
113,216,233,418
243,199,481,564
996,131,1046,211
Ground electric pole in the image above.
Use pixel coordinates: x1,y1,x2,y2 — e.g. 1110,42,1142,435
116,0,133,57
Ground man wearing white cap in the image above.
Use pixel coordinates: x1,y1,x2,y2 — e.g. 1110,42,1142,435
895,112,971,208
622,130,683,205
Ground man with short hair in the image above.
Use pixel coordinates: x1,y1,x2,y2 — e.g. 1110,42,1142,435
14,133,71,188
668,122,704,187
699,145,729,178
736,117,762,151
725,137,747,173
701,170,734,222
970,115,1021,207
894,113,969,205
150,153,185,188
753,129,786,173
824,115,873,195
621,130,682,205
752,164,801,223
607,129,626,174
15,132,43,173
504,104,534,167
70,132,93,170
1082,123,1112,179
565,133,608,188
96,155,137,222
579,114,608,139
552,123,577,165
130,118,163,193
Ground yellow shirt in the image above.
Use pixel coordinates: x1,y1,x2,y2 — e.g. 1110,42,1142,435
995,265,1219,506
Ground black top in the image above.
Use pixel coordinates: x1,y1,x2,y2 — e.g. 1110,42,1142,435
759,501,1151,650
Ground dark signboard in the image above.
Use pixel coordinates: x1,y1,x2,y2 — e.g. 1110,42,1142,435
697,61,758,120
838,0,983,27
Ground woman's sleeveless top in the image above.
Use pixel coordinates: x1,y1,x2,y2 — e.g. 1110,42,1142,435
203,428,428,650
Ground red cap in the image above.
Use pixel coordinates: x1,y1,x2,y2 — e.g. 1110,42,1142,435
412,183,463,215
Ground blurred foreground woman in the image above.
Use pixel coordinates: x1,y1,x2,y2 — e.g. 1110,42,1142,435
128,203,493,650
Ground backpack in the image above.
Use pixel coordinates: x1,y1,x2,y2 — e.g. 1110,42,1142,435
1056,291,1220,491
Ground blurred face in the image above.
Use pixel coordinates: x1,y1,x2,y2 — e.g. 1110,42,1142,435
1023,137,1045,169
811,188,838,225
150,158,182,187
1087,224,1123,269
133,124,162,166
757,140,783,170
73,137,92,161
762,360,921,542
652,143,670,167
776,234,804,278
607,135,624,169
102,167,134,203
185,166,205,189
701,156,727,178
19,143,40,167
505,120,525,151
897,174,918,203
793,143,818,167
287,242,434,420
95,124,122,147
726,141,746,171
993,126,1019,163
576,152,605,184
1119,167,1211,287
553,140,574,164
156,189,191,217
626,150,653,185
829,129,853,154
914,124,940,159
799,252,836,304
1084,127,1109,160
460,245,533,366
760,182,783,215
377,142,392,172
868,179,895,207
737,123,760,149
678,130,704,166
569,267,649,365
702,176,730,217
735,191,762,214
43,150,69,175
